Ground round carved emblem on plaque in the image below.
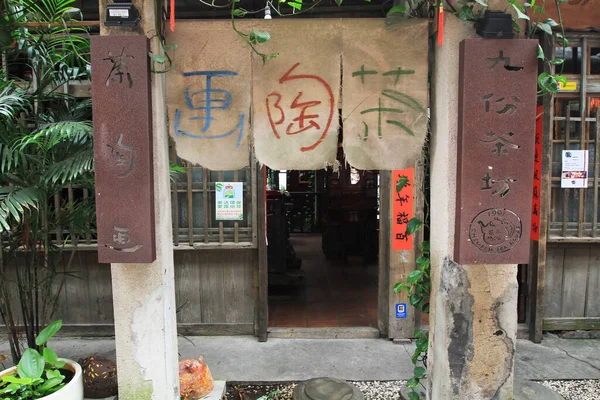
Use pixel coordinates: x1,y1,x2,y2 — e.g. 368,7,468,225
469,208,522,253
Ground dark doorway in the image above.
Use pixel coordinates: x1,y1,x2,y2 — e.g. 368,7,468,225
266,150,380,328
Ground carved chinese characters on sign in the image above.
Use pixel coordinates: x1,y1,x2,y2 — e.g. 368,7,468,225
91,36,155,263
342,19,428,170
252,20,340,170
455,39,538,264
166,23,251,170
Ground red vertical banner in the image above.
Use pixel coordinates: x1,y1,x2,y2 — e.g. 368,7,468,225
531,105,543,241
392,168,415,251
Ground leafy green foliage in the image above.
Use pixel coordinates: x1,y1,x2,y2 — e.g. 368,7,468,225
0,321,68,399
455,0,568,95
386,5,407,16
406,218,423,236
396,175,409,193
0,0,95,365
393,209,429,399
149,34,178,74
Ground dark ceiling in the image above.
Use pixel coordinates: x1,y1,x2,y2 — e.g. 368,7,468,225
75,0,392,21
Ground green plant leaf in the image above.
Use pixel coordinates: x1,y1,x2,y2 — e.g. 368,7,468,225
473,0,488,7
406,218,423,235
43,347,58,365
162,43,179,51
511,4,530,20
232,8,247,17
543,18,559,27
334,0,343,5
36,320,62,346
396,175,409,193
537,72,558,93
17,349,45,379
386,5,406,16
414,366,426,378
148,52,167,64
255,30,271,43
249,29,271,44
507,0,525,12
555,33,569,46
407,270,423,283
170,164,185,174
420,241,430,252
416,255,429,267
2,375,35,385
393,282,407,293
534,22,552,35
555,75,567,85
537,45,544,60
549,59,564,65
37,377,65,393
408,392,421,400
45,369,62,380
406,377,419,388
409,294,422,307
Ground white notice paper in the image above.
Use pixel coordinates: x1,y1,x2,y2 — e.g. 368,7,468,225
215,182,243,220
561,150,589,188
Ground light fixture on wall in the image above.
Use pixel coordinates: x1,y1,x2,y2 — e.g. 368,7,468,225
104,0,141,27
264,3,272,19
475,11,514,39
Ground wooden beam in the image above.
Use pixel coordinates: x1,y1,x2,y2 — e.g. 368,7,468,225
177,323,254,336
256,166,268,342
378,170,390,337
268,327,379,339
18,21,100,28
543,318,600,331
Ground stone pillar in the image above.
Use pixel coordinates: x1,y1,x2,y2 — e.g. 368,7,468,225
98,1,180,399
428,15,518,400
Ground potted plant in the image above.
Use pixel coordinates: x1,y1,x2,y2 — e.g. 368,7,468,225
0,320,83,400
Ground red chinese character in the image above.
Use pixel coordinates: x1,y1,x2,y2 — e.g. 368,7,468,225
265,62,335,152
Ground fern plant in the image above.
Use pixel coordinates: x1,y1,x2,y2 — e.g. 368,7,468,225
0,0,94,363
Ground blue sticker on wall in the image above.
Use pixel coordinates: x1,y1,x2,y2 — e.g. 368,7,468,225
396,303,407,318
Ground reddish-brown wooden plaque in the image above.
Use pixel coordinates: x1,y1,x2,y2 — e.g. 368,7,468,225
455,39,537,264
91,36,155,263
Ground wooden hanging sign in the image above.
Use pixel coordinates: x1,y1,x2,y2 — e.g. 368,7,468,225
91,35,156,263
455,39,537,264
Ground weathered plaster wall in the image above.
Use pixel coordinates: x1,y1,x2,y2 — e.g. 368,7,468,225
429,14,518,400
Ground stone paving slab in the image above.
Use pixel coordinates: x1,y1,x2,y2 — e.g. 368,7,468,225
1,335,599,382
515,336,600,380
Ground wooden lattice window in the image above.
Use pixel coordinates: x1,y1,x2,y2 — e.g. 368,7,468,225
549,36,600,240
169,149,257,247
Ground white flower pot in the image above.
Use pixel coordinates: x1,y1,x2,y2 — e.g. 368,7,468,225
0,358,83,400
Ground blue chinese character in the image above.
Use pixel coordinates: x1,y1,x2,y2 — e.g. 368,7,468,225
174,70,245,147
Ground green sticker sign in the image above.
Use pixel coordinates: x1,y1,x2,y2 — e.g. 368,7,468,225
215,182,243,220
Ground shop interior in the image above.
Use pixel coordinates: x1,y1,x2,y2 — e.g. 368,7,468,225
266,147,380,328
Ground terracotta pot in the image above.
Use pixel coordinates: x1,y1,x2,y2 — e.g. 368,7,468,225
0,358,84,400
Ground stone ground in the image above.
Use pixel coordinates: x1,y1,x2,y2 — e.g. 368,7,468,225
1,334,599,399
